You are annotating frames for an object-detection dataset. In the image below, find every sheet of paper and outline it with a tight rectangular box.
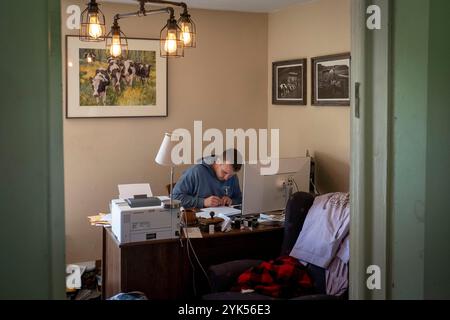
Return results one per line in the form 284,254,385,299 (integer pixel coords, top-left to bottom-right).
118,183,152,199
101,213,112,223
88,213,112,225
183,227,203,238
259,213,285,222
196,211,212,219
200,206,241,217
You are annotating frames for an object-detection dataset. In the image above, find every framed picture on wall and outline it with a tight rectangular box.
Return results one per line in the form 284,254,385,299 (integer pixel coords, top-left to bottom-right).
65,35,167,118
272,59,307,105
311,53,351,106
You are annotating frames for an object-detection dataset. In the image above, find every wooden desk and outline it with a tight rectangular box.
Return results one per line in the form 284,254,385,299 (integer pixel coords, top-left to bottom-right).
102,224,284,299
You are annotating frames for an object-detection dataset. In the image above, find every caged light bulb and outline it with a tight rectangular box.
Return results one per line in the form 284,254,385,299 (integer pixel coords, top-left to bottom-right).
180,23,192,46
88,14,102,39
164,30,178,54
110,34,122,57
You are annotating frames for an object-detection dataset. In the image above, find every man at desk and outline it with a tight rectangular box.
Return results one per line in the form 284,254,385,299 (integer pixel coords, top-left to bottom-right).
173,149,242,208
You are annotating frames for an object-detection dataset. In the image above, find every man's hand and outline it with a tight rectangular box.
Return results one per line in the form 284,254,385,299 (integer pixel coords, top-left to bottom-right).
204,196,222,208
221,196,233,207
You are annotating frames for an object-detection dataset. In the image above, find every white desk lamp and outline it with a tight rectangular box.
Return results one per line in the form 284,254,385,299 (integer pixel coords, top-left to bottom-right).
155,132,178,207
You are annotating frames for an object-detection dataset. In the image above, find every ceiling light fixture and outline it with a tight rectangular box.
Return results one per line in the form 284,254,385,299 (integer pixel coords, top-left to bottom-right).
105,18,128,59
178,6,196,48
80,0,106,41
79,0,197,59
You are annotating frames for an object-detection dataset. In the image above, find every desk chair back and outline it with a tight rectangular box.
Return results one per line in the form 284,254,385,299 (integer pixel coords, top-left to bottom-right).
282,192,328,295
280,192,315,256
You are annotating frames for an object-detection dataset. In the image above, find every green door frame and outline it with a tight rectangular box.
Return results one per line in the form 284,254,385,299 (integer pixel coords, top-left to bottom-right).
350,0,391,300
0,0,65,299
48,0,66,299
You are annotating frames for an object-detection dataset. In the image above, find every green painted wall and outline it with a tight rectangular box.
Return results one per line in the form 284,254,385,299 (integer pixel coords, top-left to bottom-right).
391,0,450,299
424,0,450,299
391,0,429,299
0,0,65,299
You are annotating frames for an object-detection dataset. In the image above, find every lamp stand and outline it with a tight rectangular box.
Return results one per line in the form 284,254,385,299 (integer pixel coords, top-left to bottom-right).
170,166,174,207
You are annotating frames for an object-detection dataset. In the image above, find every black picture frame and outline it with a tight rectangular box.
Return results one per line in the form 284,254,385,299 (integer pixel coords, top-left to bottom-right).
272,59,307,105
311,53,351,106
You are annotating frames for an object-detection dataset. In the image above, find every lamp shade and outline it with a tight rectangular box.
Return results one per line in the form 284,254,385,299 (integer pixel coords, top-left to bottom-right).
155,133,178,166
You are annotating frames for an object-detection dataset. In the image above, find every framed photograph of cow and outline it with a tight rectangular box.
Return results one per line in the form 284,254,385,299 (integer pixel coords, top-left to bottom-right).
65,35,167,118
311,53,351,106
272,59,307,105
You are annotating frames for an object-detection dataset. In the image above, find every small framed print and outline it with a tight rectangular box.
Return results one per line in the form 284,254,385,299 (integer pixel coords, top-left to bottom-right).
272,59,307,105
312,53,351,106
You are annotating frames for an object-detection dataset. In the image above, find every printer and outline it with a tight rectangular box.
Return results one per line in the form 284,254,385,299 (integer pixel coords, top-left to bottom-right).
111,198,180,244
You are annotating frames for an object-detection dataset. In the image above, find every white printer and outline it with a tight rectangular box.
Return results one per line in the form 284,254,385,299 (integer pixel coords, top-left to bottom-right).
111,198,180,244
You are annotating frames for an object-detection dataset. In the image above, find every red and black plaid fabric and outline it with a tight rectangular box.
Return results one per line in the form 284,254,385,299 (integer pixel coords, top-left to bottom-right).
231,256,313,299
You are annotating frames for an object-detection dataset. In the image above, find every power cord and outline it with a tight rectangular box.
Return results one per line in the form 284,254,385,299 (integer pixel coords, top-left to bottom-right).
291,178,300,193
180,212,212,297
310,178,320,195
180,213,197,296
186,235,212,290
290,175,320,196
282,179,294,214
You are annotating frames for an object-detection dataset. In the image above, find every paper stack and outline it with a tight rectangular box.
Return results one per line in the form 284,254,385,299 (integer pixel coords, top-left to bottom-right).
88,213,112,227
200,206,241,217
258,212,285,225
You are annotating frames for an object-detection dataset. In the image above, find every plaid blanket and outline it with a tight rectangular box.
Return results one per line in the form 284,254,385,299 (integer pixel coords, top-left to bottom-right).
231,256,313,298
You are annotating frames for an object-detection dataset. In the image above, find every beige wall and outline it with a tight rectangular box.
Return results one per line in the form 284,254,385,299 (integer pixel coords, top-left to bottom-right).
62,0,350,263
268,0,351,193
61,0,268,263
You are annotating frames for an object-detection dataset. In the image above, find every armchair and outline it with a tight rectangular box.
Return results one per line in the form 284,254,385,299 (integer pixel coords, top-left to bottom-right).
202,192,345,300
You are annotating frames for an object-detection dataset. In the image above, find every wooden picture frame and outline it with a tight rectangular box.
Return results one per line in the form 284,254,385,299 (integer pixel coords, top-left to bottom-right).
65,35,168,118
272,59,307,105
311,53,351,106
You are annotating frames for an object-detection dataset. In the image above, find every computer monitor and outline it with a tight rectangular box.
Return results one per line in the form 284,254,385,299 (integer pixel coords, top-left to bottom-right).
242,157,311,216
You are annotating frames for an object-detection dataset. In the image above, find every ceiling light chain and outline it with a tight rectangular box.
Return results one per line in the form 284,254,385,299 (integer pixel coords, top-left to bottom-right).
79,0,197,59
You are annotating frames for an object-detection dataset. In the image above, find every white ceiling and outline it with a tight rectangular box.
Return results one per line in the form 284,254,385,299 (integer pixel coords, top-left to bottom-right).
101,0,313,13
